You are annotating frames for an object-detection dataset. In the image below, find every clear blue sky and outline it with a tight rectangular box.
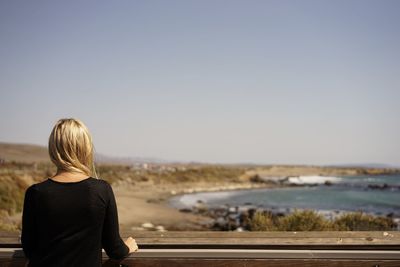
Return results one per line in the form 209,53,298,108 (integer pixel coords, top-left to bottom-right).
0,0,399,165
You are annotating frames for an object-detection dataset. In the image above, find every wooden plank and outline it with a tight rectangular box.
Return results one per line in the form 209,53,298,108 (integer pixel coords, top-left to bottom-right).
2,236,399,245
1,231,399,251
130,244,400,250
121,231,400,239
102,259,400,267
4,231,399,239
1,249,399,267
2,231,399,244
1,231,399,266
1,248,400,260
1,258,400,267
2,241,399,250
131,237,400,244
112,249,400,260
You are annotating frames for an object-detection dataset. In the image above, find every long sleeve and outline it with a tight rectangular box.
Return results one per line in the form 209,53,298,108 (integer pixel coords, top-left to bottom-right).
101,182,129,260
21,185,37,259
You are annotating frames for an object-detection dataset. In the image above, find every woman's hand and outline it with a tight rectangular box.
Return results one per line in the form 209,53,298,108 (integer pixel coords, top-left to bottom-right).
124,237,138,253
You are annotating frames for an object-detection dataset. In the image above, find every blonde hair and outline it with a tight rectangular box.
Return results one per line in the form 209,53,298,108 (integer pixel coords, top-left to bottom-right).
48,118,97,177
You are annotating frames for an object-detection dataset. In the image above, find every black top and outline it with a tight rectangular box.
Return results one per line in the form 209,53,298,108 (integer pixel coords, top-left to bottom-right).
21,177,130,267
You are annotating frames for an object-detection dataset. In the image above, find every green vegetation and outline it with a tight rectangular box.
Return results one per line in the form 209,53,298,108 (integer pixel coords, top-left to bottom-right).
0,159,398,232
334,212,396,231
0,163,54,216
0,177,25,215
0,162,54,231
96,164,244,184
249,210,397,231
277,210,332,231
0,161,246,231
249,211,276,231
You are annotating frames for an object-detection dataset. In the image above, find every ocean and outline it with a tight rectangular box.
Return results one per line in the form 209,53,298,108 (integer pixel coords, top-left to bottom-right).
170,175,400,217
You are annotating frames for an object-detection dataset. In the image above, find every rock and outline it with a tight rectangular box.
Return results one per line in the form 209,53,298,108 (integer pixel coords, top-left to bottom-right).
228,213,238,220
146,199,157,203
179,208,192,213
249,174,263,183
141,222,154,229
131,226,145,231
214,217,227,227
383,232,389,236
155,225,166,232
194,200,208,213
368,183,390,190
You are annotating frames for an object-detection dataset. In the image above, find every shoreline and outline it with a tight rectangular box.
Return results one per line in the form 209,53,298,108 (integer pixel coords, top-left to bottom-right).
113,180,277,232
3,165,399,232
113,174,400,232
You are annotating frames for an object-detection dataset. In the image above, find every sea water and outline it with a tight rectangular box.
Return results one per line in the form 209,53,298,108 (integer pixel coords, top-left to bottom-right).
171,175,400,216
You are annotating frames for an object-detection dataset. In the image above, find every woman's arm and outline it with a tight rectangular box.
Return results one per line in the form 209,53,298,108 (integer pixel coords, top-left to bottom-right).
101,182,130,260
21,185,37,259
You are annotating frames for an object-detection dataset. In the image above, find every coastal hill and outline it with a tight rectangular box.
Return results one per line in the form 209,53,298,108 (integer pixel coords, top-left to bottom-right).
0,142,165,165
0,142,50,163
1,142,399,177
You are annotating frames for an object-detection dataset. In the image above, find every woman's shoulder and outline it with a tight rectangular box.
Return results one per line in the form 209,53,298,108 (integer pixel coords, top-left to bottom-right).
25,183,39,195
86,178,115,199
88,177,112,187
86,177,115,193
27,177,112,190
24,178,114,201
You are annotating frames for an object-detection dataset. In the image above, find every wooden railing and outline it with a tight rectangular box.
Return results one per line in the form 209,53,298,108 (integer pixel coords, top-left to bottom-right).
1,231,400,266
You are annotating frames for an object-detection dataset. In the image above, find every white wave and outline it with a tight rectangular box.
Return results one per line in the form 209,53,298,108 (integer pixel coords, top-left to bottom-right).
286,175,342,185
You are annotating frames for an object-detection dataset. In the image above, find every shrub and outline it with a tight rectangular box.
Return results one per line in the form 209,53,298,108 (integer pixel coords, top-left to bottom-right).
249,210,397,231
333,212,396,231
0,178,26,215
277,210,332,231
249,211,277,231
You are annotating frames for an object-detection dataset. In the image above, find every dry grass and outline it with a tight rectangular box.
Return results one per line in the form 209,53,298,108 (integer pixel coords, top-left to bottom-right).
249,210,397,231
333,212,396,231
0,152,398,232
0,161,248,231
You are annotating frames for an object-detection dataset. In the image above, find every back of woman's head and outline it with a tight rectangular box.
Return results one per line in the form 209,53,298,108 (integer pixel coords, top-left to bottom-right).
48,118,96,177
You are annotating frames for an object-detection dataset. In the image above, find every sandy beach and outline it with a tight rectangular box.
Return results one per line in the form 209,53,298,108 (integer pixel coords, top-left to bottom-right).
114,182,208,231
113,179,274,232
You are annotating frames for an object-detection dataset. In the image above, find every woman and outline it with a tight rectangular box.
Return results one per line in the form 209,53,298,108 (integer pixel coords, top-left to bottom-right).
21,118,138,267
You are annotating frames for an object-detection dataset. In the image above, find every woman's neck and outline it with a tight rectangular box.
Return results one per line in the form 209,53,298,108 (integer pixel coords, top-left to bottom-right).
51,170,90,182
